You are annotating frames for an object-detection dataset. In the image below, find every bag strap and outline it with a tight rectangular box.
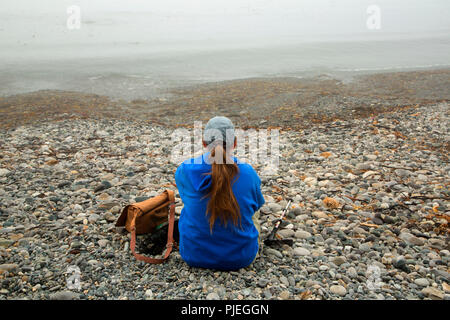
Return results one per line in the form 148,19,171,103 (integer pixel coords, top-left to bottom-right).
129,201,176,264
166,189,175,203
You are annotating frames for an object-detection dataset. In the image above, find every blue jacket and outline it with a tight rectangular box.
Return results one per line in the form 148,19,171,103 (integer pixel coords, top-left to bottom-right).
175,153,265,270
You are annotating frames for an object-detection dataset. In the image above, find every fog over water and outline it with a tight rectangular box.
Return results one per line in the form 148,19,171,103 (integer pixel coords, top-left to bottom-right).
1,0,449,99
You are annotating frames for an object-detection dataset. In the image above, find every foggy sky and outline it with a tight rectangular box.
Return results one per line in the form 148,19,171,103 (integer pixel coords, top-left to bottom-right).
1,0,449,48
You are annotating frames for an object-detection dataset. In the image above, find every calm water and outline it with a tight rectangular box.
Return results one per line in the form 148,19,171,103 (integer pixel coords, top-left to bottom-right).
1,1,449,100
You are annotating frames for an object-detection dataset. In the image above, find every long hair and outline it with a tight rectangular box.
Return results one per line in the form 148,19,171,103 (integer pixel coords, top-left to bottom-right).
203,143,241,233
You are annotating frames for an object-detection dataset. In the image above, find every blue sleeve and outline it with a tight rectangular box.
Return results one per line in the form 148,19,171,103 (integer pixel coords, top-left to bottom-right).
256,181,265,210
253,170,265,210
175,164,185,199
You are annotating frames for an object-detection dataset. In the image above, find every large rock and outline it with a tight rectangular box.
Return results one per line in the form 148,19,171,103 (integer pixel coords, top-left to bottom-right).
278,229,295,238
0,264,19,272
395,169,411,177
295,230,312,239
304,177,317,186
346,267,358,278
206,292,220,300
330,256,347,266
399,232,425,246
421,287,444,300
312,211,328,219
265,248,283,258
293,247,311,256
414,278,430,287
330,285,347,297
268,203,282,213
49,291,80,300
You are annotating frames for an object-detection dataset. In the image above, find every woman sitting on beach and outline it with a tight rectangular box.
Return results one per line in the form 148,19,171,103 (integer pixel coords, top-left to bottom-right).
175,116,265,270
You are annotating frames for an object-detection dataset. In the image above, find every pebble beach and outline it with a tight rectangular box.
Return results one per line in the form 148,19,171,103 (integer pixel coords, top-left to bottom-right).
0,70,449,300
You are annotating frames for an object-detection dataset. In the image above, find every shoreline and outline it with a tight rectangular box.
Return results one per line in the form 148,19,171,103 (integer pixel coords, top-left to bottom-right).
1,68,449,131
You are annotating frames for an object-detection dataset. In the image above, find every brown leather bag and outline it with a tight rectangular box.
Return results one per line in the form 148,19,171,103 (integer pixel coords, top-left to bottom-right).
115,189,176,264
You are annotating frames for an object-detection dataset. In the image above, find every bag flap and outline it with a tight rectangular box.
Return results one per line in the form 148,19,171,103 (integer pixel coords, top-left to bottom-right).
133,190,175,213
115,204,131,227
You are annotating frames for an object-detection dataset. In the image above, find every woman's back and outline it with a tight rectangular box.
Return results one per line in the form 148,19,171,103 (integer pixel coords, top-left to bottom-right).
175,152,265,270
